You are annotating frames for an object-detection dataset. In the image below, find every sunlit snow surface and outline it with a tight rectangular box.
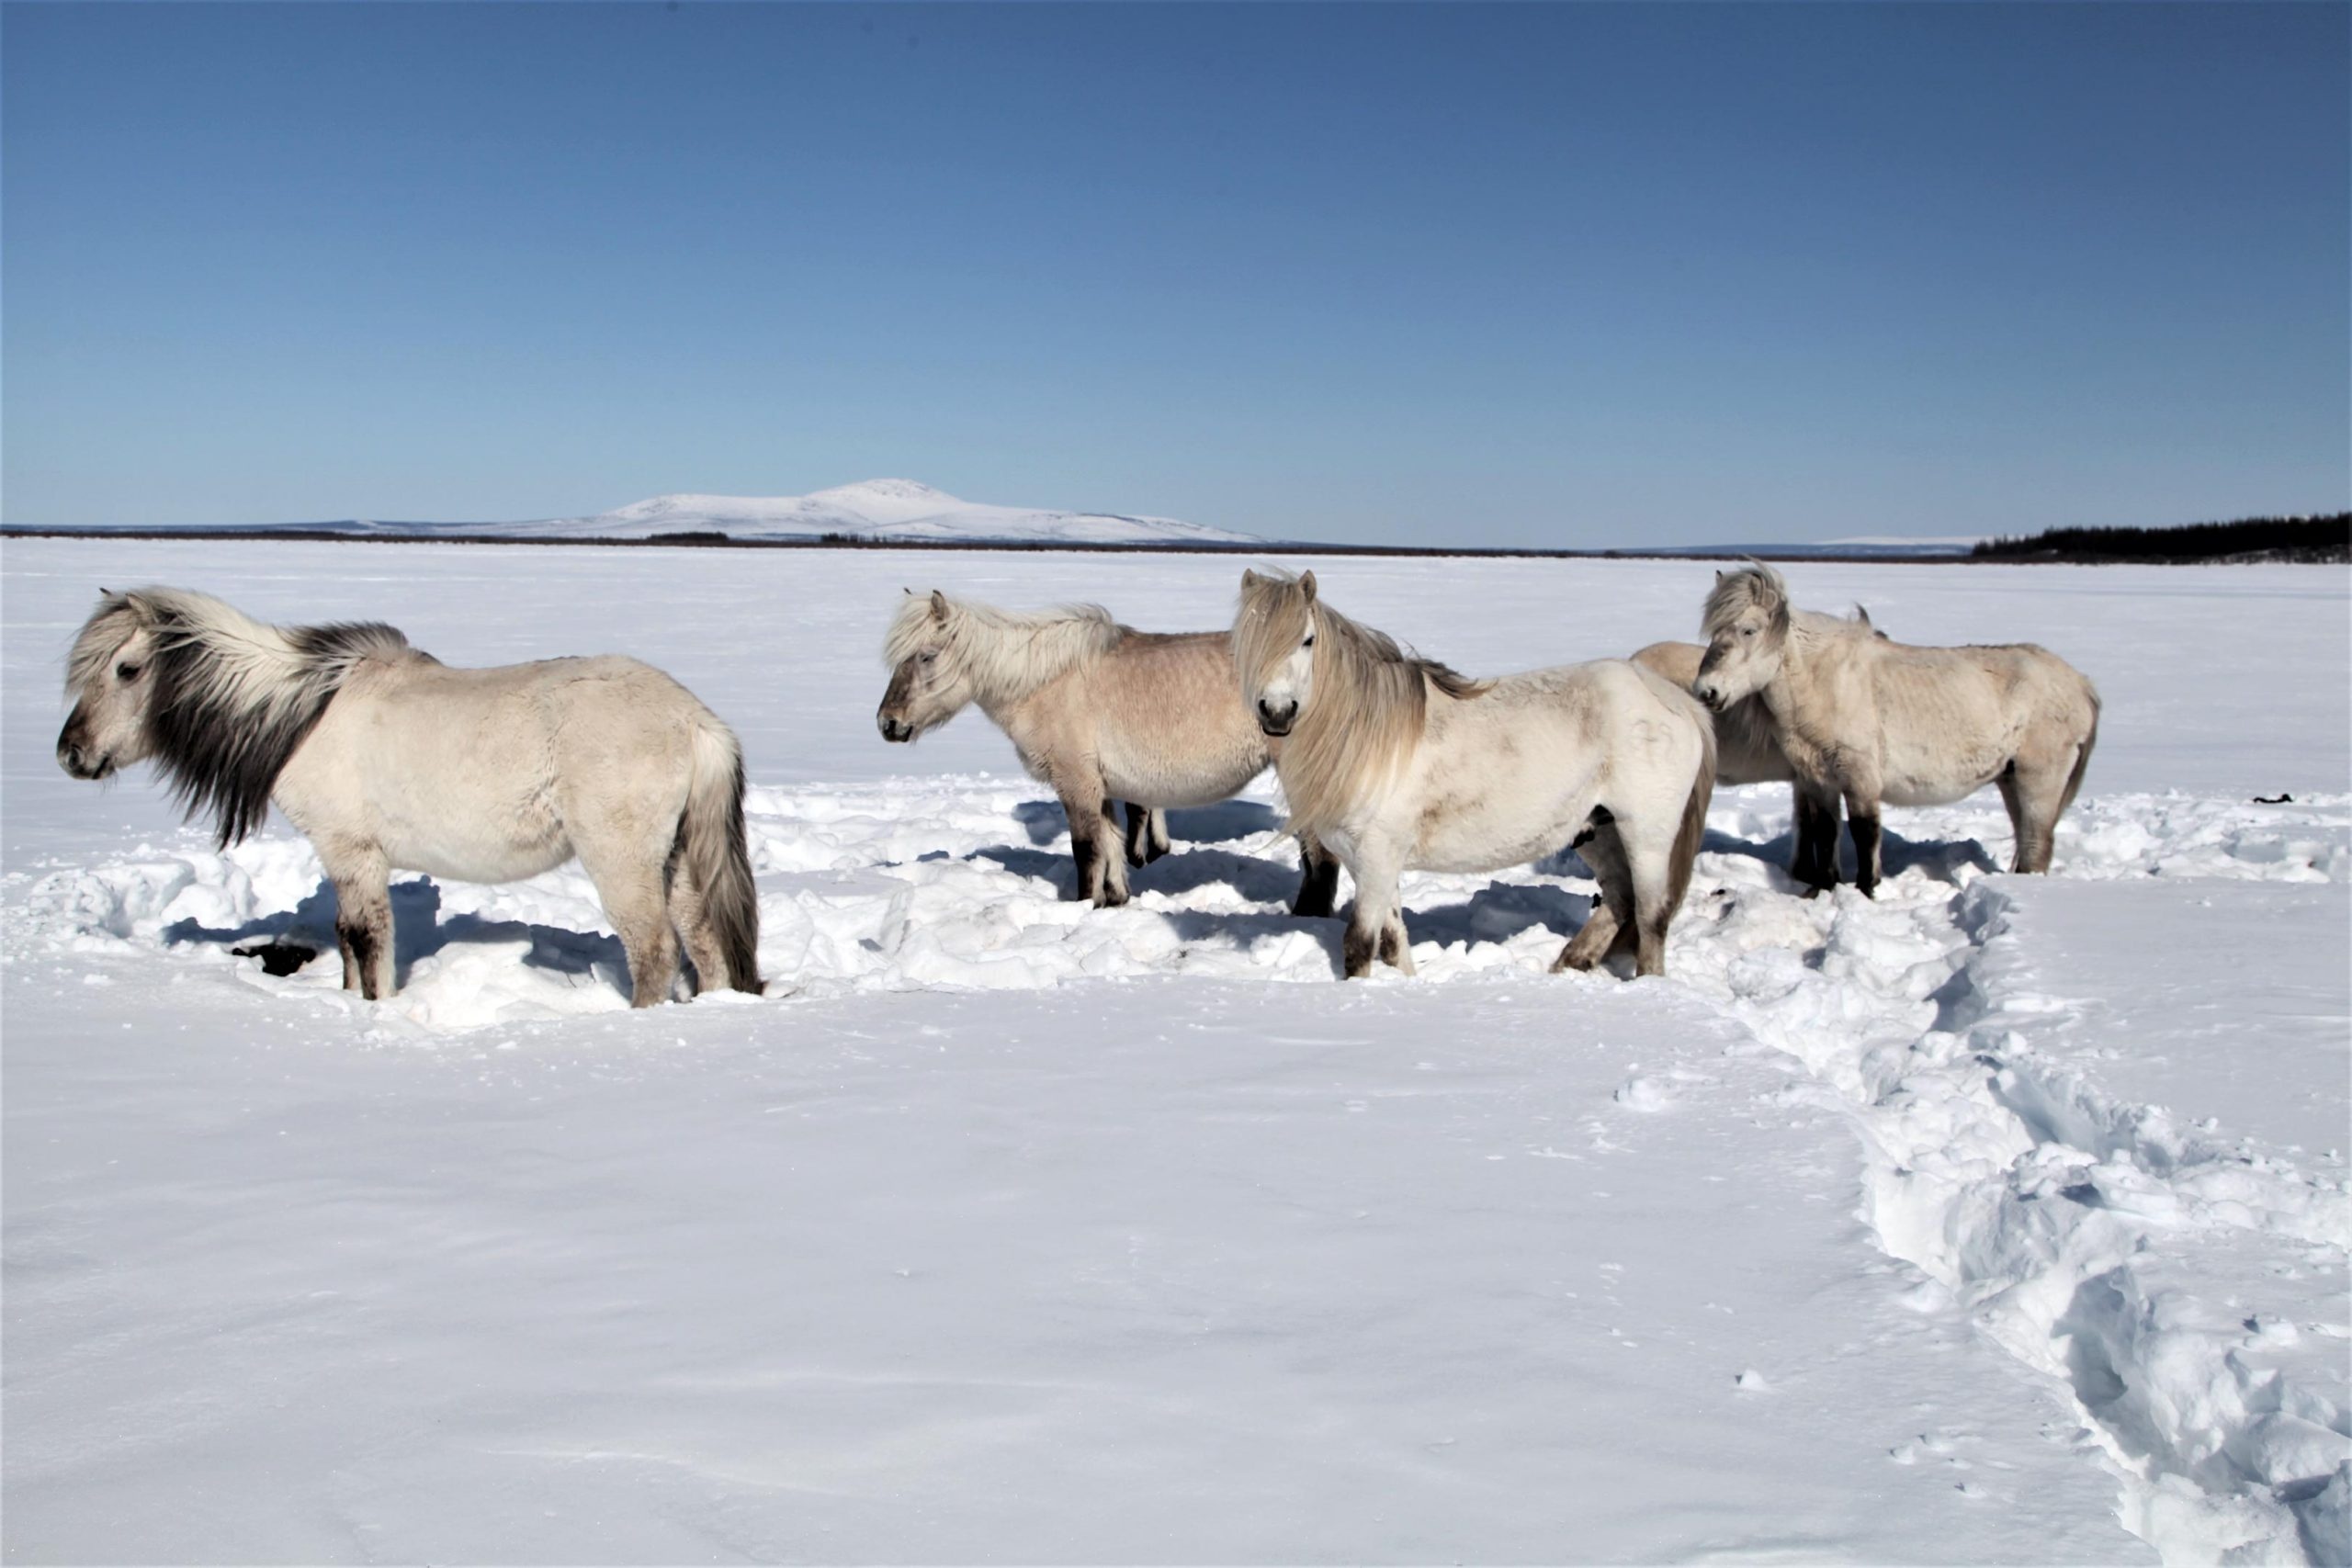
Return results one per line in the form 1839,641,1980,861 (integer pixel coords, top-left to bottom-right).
5,542,2346,1562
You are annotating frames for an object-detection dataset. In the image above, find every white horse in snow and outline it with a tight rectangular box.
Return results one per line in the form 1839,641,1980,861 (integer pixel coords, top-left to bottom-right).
1690,565,2099,896
57,587,762,1006
1232,569,1714,980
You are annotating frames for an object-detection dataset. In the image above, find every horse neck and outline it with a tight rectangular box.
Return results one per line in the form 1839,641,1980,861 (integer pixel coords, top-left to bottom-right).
1281,641,1428,833
958,613,1114,715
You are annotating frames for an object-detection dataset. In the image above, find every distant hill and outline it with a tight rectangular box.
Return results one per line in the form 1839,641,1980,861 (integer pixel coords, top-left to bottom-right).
433,479,1259,546
10,479,1261,547
1972,513,2349,564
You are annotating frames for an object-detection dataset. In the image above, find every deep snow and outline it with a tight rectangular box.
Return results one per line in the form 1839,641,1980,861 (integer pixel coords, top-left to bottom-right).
4,540,2346,1563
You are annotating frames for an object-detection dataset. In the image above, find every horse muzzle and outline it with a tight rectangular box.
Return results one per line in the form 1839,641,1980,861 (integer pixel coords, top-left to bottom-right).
57,739,115,780
1255,699,1297,739
877,714,915,743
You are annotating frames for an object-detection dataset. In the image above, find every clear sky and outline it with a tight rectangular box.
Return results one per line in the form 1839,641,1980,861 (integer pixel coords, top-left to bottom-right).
4,3,2346,546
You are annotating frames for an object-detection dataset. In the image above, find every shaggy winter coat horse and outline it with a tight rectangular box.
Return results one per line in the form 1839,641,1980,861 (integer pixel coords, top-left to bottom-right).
57,588,760,1006
1233,570,1714,980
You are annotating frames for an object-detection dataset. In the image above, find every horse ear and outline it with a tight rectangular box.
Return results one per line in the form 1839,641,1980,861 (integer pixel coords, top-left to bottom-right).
1854,604,1872,626
1240,570,1261,589
903,586,913,595
929,589,949,624
1714,570,1725,582
1299,570,1317,602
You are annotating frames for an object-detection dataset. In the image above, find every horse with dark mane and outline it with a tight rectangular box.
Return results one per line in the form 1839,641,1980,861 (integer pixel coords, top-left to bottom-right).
58,587,761,1006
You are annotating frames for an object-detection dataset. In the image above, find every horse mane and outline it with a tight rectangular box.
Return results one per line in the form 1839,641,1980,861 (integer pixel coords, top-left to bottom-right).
884,592,1125,707
1234,570,1490,836
69,587,414,848
1701,563,1792,640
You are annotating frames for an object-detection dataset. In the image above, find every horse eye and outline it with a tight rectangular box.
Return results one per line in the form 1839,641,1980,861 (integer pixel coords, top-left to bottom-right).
920,650,938,664
1302,634,1315,649
1741,626,1757,638
116,661,142,681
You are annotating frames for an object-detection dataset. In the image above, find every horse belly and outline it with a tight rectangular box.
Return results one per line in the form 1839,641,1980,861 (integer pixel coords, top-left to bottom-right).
1410,780,1591,874
1095,728,1264,808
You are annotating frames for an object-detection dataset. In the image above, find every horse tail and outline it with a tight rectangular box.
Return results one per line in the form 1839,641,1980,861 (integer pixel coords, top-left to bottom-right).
1668,702,1717,918
680,719,763,994
2057,681,2100,820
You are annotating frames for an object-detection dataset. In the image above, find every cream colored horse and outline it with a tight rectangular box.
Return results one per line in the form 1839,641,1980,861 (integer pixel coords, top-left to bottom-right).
1632,601,1881,892
1691,565,2099,896
58,587,762,1006
1233,570,1714,980
877,590,1339,914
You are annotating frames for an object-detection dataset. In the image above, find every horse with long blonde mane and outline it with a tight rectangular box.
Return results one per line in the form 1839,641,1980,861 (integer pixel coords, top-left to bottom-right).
877,590,1339,913
1632,600,1882,893
57,587,761,1006
1691,565,2099,895
1233,570,1715,979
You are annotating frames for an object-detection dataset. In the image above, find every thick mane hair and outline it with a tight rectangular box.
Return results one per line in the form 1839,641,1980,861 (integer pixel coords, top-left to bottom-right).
1233,570,1490,837
68,588,416,848
883,592,1125,707
1701,563,1792,640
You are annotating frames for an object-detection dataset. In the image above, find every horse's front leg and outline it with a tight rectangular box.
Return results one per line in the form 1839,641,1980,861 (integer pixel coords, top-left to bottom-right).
1843,784,1884,898
323,844,394,1001
1340,849,1403,979
1056,773,1122,908
1290,832,1341,919
1791,784,1842,895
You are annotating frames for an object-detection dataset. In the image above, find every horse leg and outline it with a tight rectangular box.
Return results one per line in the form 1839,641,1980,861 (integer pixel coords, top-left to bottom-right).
1380,912,1416,976
1147,807,1171,863
667,855,720,998
1121,803,1153,869
1792,785,1841,894
1096,797,1131,907
1290,833,1341,919
1555,821,1634,973
576,837,684,1007
1056,773,1114,905
324,845,393,1000
1846,795,1883,898
2001,757,2065,874
1340,851,1402,980
1624,820,1682,978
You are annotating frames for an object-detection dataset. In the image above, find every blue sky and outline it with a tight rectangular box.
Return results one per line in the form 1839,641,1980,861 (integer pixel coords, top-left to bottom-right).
4,3,2345,546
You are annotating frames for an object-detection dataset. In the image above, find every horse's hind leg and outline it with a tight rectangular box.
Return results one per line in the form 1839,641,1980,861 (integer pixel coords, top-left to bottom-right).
577,840,684,1007
1147,808,1171,863
1556,822,1634,974
667,859,719,999
323,844,394,1000
2000,756,2067,874
1121,803,1154,869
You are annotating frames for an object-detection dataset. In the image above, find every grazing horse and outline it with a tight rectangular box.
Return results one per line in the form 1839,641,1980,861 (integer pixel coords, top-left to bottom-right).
1690,565,2099,897
1232,570,1714,980
876,590,1340,914
1632,603,1881,893
57,587,762,1006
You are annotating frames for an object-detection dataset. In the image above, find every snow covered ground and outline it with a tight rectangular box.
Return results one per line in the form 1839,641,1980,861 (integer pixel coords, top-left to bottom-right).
4,540,2345,1563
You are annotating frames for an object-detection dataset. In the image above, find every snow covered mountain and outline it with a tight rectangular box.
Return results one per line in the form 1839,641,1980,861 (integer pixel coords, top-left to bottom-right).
524,479,1260,546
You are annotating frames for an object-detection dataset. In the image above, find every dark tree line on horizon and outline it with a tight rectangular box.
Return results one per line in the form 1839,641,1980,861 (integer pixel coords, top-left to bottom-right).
1972,513,2349,563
